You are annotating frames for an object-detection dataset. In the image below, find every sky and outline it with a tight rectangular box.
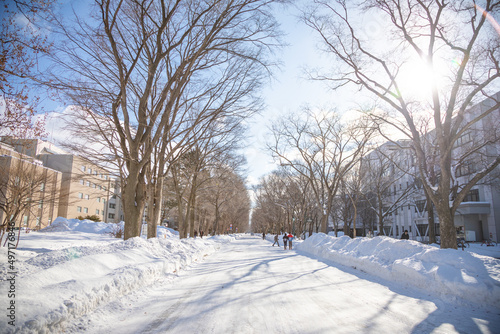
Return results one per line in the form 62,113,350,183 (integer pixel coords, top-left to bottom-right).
1,218,499,333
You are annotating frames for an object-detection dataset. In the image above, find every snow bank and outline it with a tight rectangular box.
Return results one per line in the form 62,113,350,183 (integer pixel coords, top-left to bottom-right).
39,217,123,234
296,234,500,308
0,219,231,334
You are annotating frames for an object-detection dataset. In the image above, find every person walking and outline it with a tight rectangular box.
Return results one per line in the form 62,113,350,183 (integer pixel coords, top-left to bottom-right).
272,234,280,247
282,233,289,250
401,230,409,240
288,233,294,250
262,232,265,240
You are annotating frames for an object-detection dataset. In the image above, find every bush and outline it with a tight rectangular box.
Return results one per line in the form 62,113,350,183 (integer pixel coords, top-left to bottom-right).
109,224,124,239
77,215,102,222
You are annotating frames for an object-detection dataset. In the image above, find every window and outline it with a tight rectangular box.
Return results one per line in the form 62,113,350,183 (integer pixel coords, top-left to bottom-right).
103,199,106,205
454,132,472,147
463,189,480,202
416,200,426,213
457,161,476,177
83,207,88,213
85,194,90,200
98,185,102,190
89,168,92,174
81,166,86,172
38,200,43,208
97,197,101,203
23,215,28,226
40,182,45,191
103,186,106,191
36,217,41,226
77,206,82,212
96,209,100,215
109,203,116,209
86,181,90,187
94,170,98,176
101,210,104,215
78,192,83,199
108,213,115,219
80,179,84,185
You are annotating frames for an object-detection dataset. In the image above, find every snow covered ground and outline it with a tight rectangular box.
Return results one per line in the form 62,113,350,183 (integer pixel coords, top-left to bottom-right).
1,218,499,333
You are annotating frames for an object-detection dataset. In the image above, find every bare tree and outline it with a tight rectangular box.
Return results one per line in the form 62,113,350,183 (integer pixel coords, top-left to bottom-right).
0,153,60,247
0,0,53,138
268,107,376,233
361,142,417,236
303,0,500,248
47,0,284,239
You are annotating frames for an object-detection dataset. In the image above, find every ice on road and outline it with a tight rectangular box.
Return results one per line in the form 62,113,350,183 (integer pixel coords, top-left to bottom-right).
71,235,500,334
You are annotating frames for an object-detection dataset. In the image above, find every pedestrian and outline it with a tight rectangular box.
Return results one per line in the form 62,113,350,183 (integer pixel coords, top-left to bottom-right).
288,233,293,250
262,232,265,240
272,234,280,247
401,230,409,240
200,230,204,238
283,233,289,250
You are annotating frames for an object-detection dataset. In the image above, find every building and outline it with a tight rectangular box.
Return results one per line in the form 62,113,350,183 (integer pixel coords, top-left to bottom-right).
0,137,122,226
361,94,500,242
0,142,62,230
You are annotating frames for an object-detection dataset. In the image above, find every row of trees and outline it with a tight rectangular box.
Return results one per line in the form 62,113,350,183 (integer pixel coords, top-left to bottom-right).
253,0,500,249
1,0,286,240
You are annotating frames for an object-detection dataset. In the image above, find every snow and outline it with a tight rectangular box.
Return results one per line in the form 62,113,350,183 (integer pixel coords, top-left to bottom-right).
1,218,499,333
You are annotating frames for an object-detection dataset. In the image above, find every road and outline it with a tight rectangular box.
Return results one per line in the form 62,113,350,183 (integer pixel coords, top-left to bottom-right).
67,235,500,333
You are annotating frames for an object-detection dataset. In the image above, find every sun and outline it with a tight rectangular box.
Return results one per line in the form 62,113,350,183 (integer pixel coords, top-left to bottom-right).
395,54,455,102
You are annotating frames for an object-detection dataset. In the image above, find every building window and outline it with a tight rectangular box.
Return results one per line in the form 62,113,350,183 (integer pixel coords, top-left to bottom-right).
80,179,84,185
101,210,104,215
85,194,90,200
86,181,90,187
78,192,83,199
23,215,28,226
40,182,45,191
108,213,115,219
83,207,88,213
454,132,472,147
463,189,480,202
103,186,106,191
89,168,92,174
456,160,476,177
77,206,82,212
98,185,102,190
81,165,86,172
38,200,43,208
103,199,106,205
416,200,426,213
96,209,100,215
97,197,101,203
109,203,116,209
36,217,41,226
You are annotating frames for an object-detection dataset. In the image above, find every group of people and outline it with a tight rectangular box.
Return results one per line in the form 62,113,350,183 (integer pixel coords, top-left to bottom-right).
272,233,294,250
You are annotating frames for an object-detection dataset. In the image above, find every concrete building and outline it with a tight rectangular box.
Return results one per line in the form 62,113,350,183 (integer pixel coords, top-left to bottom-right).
361,94,500,243
0,142,62,230
0,137,121,225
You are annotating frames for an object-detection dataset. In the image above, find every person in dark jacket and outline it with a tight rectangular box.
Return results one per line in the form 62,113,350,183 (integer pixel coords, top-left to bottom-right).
401,230,409,240
283,233,289,250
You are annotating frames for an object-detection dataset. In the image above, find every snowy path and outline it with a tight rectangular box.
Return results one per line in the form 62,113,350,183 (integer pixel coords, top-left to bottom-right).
67,235,500,333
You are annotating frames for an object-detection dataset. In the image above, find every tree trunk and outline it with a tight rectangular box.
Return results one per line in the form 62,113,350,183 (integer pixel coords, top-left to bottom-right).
426,194,436,244
122,165,146,240
435,203,457,249
147,177,163,239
